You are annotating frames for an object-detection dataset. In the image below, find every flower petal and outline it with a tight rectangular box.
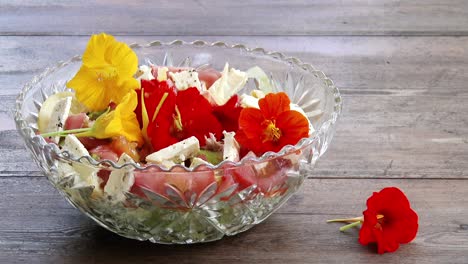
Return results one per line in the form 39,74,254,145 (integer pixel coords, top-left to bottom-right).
213,95,242,132
276,110,310,146
67,66,112,111
177,87,224,144
238,107,264,139
359,187,418,254
69,33,139,111
81,91,143,145
358,222,375,246
112,77,139,103
82,33,117,68
258,92,290,119
109,41,138,78
112,91,143,145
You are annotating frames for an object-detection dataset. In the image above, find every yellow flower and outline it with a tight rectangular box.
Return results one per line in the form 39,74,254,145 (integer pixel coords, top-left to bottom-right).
75,90,143,146
67,33,139,111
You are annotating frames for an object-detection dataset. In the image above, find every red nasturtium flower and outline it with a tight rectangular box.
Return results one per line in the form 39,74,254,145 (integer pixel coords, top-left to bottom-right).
135,79,177,127
359,187,419,254
173,87,223,145
213,94,242,132
235,92,309,156
146,87,223,151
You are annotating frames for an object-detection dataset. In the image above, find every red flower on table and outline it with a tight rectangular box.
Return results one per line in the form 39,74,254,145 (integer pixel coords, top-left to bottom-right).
235,92,309,156
359,187,419,254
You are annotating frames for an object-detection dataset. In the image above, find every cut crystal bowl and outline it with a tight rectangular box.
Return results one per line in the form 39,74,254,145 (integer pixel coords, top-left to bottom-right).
15,40,342,244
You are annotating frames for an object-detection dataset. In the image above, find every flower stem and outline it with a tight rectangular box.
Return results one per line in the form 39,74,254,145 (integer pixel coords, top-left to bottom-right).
339,221,362,232
40,127,91,138
327,216,363,223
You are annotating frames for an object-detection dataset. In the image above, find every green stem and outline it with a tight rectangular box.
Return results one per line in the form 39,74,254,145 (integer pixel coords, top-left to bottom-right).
40,127,91,138
327,216,363,223
339,221,362,232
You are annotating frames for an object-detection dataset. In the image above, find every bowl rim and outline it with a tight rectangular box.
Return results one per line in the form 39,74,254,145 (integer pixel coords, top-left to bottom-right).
15,39,342,172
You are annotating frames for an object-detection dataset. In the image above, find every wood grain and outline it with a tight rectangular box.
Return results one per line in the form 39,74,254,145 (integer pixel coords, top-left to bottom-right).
3,36,468,178
3,36,468,94
1,1,468,36
0,177,466,264
2,1,468,262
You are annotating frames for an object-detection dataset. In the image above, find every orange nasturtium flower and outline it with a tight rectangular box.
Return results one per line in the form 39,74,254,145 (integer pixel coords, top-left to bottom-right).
67,33,139,111
235,92,309,156
75,90,143,146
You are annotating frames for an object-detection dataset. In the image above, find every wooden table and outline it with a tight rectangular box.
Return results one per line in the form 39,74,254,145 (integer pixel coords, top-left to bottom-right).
1,1,467,263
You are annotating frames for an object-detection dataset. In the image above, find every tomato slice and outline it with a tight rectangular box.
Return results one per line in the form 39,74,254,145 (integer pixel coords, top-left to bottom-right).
110,136,140,162
198,67,221,88
131,167,217,206
89,145,119,162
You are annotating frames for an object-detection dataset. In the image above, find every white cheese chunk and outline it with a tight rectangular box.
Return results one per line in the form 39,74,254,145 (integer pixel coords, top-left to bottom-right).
240,94,260,109
45,96,72,143
251,89,266,99
62,135,102,194
157,67,168,82
63,134,88,157
104,153,135,202
239,89,265,109
136,65,155,81
208,63,248,106
222,131,240,162
168,70,202,91
146,136,200,167
57,161,76,179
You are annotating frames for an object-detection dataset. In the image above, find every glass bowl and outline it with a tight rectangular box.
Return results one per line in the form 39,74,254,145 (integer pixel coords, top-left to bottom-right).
14,40,342,244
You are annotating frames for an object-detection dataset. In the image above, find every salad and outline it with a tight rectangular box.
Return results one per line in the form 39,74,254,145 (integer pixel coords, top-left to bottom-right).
38,33,317,201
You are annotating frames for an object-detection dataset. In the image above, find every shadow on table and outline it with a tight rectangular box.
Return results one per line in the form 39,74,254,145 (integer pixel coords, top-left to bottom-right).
58,223,260,263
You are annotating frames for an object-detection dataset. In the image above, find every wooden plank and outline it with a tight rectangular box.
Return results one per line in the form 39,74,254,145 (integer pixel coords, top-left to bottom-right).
313,94,468,179
1,1,468,36
3,36,468,178
0,177,466,263
2,36,468,94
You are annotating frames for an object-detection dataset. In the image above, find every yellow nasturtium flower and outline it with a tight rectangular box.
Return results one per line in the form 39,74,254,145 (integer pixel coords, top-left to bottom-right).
67,33,140,111
75,90,143,146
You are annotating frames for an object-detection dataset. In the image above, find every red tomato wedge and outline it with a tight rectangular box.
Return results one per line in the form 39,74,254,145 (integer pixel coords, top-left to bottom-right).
198,67,221,88
131,167,217,206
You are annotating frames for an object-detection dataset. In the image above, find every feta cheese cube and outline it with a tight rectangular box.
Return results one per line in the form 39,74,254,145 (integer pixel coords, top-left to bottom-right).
136,65,155,81
104,153,135,202
223,131,240,162
61,135,102,194
168,70,202,91
208,63,248,105
146,136,200,167
240,94,260,109
46,96,72,143
157,67,168,82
